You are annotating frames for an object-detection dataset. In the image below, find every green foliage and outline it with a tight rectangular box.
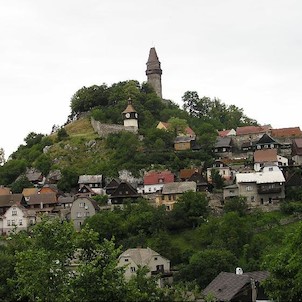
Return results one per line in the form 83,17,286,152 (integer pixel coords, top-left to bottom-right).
57,168,79,193
176,249,237,289
280,201,302,214
224,196,248,216
210,169,224,190
34,153,52,176
10,175,34,193
262,221,302,301
24,132,44,148
57,127,69,141
169,191,210,230
70,84,109,114
167,117,189,136
182,90,258,129
0,159,27,185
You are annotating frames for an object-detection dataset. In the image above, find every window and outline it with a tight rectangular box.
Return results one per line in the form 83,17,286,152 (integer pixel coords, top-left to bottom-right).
269,167,273,171
156,264,164,272
79,202,85,208
77,212,82,218
246,186,253,191
154,257,158,260
12,220,16,226
130,267,136,273
12,208,17,216
251,196,255,202
124,258,129,262
7,220,11,226
19,219,23,226
85,212,90,217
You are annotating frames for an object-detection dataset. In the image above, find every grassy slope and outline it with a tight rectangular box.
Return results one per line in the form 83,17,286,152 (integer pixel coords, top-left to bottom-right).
47,117,111,173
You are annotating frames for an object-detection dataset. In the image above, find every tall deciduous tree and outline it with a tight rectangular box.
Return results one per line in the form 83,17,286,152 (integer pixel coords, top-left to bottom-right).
262,221,302,301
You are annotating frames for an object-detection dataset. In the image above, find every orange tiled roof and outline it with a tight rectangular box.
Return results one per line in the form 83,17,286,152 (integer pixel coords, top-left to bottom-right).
254,149,277,163
271,127,302,138
236,125,271,136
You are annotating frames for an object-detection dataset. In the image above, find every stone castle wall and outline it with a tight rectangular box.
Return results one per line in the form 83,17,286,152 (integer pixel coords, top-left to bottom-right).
91,118,125,137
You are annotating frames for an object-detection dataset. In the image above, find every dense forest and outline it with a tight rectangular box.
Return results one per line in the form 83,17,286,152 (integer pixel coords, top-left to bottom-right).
1,80,302,301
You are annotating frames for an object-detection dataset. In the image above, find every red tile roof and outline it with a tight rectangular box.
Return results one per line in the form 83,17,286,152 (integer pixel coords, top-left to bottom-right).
236,125,271,136
144,170,174,185
179,168,198,180
271,127,302,138
218,129,231,137
254,149,277,163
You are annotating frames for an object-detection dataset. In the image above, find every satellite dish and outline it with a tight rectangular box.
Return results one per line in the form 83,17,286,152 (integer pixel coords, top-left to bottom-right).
236,267,243,275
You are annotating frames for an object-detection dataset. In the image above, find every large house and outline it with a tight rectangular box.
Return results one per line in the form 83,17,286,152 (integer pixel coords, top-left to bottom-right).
156,181,197,211
70,196,99,231
1,204,36,235
143,170,175,194
118,247,173,288
207,160,232,184
78,175,105,195
253,149,288,172
224,166,286,206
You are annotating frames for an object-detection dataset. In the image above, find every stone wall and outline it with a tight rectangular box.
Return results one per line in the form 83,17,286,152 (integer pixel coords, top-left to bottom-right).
91,118,126,137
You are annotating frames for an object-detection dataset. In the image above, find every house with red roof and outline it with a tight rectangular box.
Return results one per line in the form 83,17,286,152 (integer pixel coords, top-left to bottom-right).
218,129,236,137
235,125,271,149
143,170,175,194
253,149,288,172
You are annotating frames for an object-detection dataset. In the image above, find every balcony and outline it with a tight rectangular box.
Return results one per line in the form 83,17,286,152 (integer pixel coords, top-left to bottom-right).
257,184,282,194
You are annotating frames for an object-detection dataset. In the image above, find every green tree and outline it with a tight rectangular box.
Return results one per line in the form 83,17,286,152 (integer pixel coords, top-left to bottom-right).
224,196,248,216
69,234,128,302
0,159,27,185
57,168,78,192
12,217,75,302
24,132,44,148
10,175,34,193
57,127,69,141
262,221,302,301
34,153,52,176
177,249,237,289
167,117,189,136
170,191,209,229
211,169,224,190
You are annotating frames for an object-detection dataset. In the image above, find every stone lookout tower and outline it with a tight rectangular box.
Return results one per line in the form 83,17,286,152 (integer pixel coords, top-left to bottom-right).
122,98,138,133
146,47,162,98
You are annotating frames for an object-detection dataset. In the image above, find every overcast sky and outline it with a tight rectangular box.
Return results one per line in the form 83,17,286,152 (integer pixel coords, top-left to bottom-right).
1,0,302,159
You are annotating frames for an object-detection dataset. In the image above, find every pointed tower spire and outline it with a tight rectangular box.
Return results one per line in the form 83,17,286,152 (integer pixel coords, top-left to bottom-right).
146,47,162,98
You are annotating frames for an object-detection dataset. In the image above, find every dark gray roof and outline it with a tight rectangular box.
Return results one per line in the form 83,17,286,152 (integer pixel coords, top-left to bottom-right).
174,136,194,143
203,271,269,301
0,194,23,207
215,136,233,148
